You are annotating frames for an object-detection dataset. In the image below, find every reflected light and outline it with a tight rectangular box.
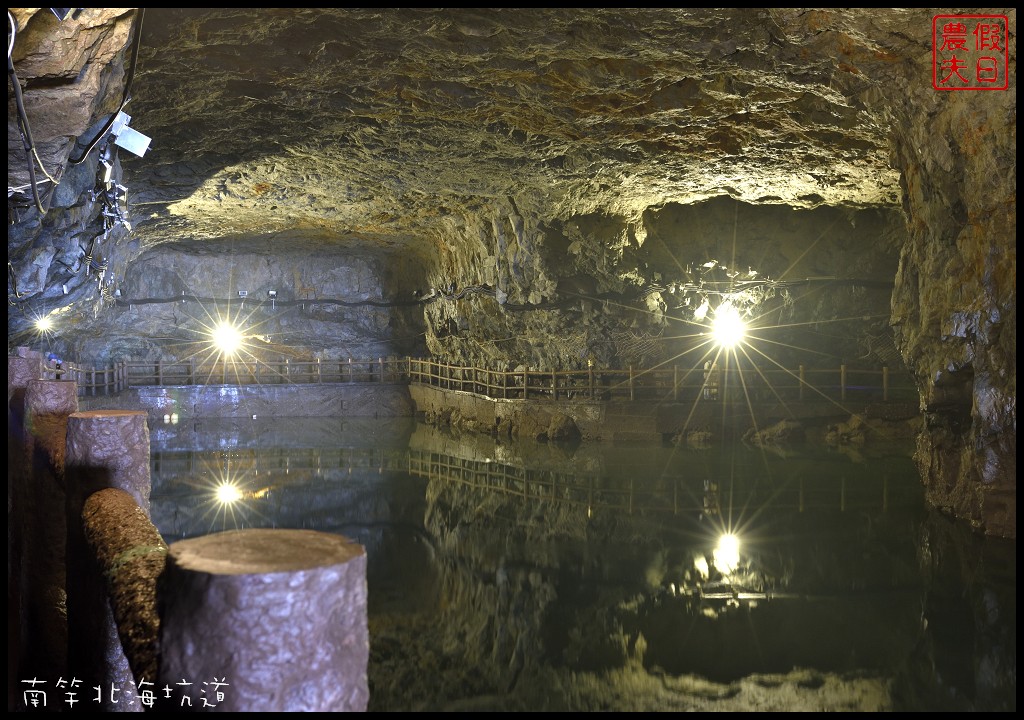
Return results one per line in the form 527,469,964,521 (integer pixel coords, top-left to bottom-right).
211,321,244,356
214,481,243,505
35,316,53,332
714,533,741,575
694,554,710,580
711,304,746,348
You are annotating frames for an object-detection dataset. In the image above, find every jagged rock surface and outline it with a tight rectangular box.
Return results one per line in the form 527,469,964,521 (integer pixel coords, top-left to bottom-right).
6,8,1016,536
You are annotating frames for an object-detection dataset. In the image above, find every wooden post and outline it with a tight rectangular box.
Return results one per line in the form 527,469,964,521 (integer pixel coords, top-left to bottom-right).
552,371,558,400
882,365,889,402
799,365,805,401
65,410,150,709
522,369,528,399
188,358,195,385
588,361,595,399
629,365,635,402
157,360,163,386
156,529,368,712
673,365,679,402
840,364,847,401
379,357,385,383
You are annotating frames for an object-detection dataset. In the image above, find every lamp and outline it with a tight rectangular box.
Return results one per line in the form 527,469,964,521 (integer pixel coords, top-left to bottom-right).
109,111,151,158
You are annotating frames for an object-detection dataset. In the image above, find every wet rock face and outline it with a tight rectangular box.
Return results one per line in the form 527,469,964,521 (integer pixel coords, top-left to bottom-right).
886,51,1016,540
66,238,429,362
6,9,1016,537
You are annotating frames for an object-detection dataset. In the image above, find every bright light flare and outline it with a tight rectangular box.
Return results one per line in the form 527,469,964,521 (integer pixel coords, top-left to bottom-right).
711,303,746,349
214,481,243,505
714,533,741,575
210,321,244,357
35,316,53,332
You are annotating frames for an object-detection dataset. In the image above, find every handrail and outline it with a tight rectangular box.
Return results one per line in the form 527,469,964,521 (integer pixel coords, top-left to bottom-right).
38,356,917,404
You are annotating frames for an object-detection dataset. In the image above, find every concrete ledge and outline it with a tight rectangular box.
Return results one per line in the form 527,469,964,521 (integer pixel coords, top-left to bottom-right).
78,383,415,419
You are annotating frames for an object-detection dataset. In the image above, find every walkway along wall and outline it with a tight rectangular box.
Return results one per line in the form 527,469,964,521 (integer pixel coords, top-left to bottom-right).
407,384,920,444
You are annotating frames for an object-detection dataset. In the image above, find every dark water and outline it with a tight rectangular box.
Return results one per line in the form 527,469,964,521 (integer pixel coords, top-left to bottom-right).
148,417,1016,712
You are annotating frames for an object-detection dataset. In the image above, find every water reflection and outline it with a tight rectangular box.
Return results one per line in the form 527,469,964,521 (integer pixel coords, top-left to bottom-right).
149,417,1015,712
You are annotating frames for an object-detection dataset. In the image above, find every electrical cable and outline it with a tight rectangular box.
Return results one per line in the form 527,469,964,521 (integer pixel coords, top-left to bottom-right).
7,11,55,215
8,262,24,301
68,8,145,165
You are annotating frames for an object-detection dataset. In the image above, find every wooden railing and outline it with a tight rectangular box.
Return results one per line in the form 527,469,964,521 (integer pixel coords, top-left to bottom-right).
43,361,128,397
120,356,407,388
406,358,917,404
47,356,917,404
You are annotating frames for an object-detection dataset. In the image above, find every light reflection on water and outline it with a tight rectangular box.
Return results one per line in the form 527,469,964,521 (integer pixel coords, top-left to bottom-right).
149,417,1015,712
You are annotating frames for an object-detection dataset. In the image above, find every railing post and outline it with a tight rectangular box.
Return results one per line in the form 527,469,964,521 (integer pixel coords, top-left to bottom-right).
840,363,847,401
799,365,805,401
379,357,384,383
629,365,635,402
673,365,679,402
157,359,163,386
522,369,528,399
552,371,558,400
588,360,595,399
882,365,889,402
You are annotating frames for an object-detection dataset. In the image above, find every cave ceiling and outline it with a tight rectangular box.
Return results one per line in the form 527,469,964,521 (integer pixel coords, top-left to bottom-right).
11,7,923,253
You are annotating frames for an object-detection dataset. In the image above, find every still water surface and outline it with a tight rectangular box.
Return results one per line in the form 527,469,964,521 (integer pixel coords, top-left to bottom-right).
149,417,1015,712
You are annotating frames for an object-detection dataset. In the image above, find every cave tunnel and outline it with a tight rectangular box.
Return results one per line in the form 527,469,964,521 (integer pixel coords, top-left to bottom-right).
7,7,1016,712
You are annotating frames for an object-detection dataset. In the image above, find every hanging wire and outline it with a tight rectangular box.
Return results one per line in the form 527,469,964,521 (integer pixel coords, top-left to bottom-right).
7,10,58,215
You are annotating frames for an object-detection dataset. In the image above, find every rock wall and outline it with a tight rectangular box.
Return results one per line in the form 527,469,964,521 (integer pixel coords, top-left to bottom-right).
8,9,139,335
61,239,428,362
887,56,1016,539
421,200,905,372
